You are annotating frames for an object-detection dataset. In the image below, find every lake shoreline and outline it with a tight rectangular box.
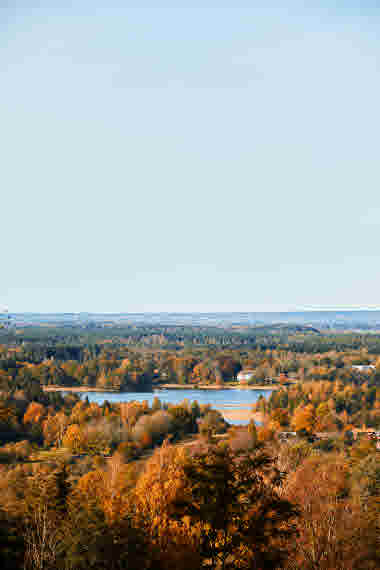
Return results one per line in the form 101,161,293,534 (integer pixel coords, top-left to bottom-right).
44,386,272,425
43,383,278,393
43,386,119,393
158,383,278,390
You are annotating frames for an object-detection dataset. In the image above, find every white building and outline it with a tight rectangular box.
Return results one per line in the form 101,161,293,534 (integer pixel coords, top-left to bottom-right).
352,365,375,373
237,369,255,383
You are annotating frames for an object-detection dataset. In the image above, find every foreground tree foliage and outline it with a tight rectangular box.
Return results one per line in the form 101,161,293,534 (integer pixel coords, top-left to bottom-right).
60,499,149,570
284,453,379,570
0,422,378,569
174,445,298,570
134,442,298,570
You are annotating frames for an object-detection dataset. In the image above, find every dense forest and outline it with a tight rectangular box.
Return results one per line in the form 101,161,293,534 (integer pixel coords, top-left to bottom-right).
2,322,380,390
0,324,378,568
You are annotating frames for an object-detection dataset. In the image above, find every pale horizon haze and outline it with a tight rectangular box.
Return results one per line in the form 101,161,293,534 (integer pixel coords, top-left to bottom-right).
1,1,380,313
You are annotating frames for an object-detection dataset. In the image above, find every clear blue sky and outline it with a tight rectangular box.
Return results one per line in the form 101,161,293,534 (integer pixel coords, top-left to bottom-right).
1,1,380,312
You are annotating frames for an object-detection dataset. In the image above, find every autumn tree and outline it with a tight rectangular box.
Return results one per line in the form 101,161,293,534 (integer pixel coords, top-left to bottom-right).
174,444,298,570
284,453,378,570
198,410,227,441
134,443,202,570
63,480,149,570
21,401,41,425
292,404,316,436
42,412,69,447
63,424,86,454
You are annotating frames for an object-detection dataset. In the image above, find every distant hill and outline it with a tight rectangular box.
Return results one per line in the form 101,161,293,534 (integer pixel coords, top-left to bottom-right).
4,311,380,330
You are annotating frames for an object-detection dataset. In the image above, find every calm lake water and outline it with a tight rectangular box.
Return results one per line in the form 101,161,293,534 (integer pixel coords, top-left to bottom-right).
80,388,273,424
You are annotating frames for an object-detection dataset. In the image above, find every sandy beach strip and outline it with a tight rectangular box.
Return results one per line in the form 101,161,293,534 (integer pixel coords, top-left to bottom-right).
216,407,264,423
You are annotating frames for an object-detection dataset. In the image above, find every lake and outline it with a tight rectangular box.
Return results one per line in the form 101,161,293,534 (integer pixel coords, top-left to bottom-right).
80,388,273,424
